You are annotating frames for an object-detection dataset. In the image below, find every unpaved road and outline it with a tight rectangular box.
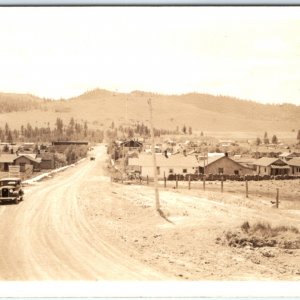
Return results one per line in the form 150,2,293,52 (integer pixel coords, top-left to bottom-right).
0,145,163,280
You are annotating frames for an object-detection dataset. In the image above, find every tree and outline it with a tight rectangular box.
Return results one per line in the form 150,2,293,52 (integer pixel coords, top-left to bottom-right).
200,131,204,137
188,126,192,135
55,118,64,135
182,124,187,134
264,132,269,144
271,135,278,144
84,121,88,138
256,137,262,146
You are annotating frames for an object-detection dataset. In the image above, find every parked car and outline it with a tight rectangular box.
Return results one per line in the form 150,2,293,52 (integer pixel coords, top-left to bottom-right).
0,177,24,204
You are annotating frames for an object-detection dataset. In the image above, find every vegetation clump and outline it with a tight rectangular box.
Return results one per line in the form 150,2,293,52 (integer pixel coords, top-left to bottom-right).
222,221,300,249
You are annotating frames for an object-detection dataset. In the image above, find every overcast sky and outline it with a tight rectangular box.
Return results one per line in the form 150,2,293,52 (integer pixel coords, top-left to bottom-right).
0,7,299,104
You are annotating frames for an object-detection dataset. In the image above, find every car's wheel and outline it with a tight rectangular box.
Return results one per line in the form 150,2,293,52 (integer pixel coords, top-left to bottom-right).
14,198,19,205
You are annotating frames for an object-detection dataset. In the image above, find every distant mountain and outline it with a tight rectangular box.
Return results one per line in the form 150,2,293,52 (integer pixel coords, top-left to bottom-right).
0,89,299,133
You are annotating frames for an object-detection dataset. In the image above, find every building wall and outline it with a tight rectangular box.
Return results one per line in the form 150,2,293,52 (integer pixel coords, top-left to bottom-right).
291,166,300,175
14,157,39,171
141,165,197,179
40,159,54,170
256,165,271,175
205,156,253,176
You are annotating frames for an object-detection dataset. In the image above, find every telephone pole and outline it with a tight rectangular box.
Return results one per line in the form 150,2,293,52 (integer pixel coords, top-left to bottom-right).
147,98,160,211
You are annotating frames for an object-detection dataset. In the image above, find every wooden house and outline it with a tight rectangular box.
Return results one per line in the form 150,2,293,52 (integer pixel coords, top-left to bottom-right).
14,154,42,172
0,154,17,172
287,158,300,176
199,154,253,176
128,154,199,179
253,157,289,176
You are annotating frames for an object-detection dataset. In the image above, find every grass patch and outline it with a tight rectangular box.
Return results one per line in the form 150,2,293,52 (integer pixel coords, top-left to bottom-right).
221,221,300,249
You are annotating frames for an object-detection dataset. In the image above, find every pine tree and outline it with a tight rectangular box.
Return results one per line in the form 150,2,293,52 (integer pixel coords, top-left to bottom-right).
271,135,278,144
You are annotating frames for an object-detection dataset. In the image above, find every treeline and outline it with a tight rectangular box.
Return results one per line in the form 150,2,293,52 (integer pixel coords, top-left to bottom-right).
106,121,192,140
0,94,44,113
0,117,104,143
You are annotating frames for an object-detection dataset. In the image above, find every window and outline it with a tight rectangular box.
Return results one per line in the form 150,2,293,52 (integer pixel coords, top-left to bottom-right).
264,167,267,172
169,168,174,174
234,170,239,175
183,169,187,173
218,168,224,174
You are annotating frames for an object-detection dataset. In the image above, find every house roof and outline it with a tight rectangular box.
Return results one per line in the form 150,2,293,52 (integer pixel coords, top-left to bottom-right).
14,154,41,164
279,152,299,158
129,154,199,167
0,154,18,163
198,155,251,170
198,156,223,167
254,157,286,167
121,140,143,147
287,158,300,167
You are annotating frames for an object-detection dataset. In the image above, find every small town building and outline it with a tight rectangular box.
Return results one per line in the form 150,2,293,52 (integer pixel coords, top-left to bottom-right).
199,154,253,176
279,152,300,161
128,154,199,179
0,154,18,171
287,158,300,176
254,157,289,176
14,154,42,172
120,140,143,153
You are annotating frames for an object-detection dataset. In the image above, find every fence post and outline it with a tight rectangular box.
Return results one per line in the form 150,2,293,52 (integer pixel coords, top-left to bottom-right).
147,175,149,185
276,188,279,208
164,175,166,188
221,176,224,193
203,175,206,191
176,174,178,189
245,179,248,198
188,175,191,190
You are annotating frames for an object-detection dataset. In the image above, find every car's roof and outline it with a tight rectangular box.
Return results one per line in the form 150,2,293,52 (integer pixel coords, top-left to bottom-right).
0,177,21,181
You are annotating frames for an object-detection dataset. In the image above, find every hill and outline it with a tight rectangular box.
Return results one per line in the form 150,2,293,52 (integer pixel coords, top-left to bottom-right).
0,89,299,135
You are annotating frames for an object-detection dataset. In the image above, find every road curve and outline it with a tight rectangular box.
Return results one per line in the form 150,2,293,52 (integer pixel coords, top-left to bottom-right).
0,145,163,280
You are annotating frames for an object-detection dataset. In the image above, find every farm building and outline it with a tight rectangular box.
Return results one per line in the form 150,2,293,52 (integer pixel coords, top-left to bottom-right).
128,154,199,179
253,157,289,176
287,158,300,176
199,154,253,176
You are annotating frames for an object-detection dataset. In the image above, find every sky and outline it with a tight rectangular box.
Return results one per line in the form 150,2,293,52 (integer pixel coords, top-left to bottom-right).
0,6,300,105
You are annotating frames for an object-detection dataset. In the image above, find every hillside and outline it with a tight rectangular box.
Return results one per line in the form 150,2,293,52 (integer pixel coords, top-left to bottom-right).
0,89,299,134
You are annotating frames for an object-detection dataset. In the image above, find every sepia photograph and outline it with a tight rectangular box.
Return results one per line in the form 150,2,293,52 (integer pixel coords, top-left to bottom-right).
0,5,299,295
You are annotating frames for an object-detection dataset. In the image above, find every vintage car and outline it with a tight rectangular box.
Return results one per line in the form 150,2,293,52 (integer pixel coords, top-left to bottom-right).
0,177,24,204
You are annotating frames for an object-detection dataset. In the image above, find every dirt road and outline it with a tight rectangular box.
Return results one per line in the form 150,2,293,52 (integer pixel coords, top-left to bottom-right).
0,145,163,280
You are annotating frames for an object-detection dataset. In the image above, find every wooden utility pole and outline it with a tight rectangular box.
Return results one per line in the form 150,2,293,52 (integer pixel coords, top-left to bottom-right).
147,98,160,211
276,188,279,208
